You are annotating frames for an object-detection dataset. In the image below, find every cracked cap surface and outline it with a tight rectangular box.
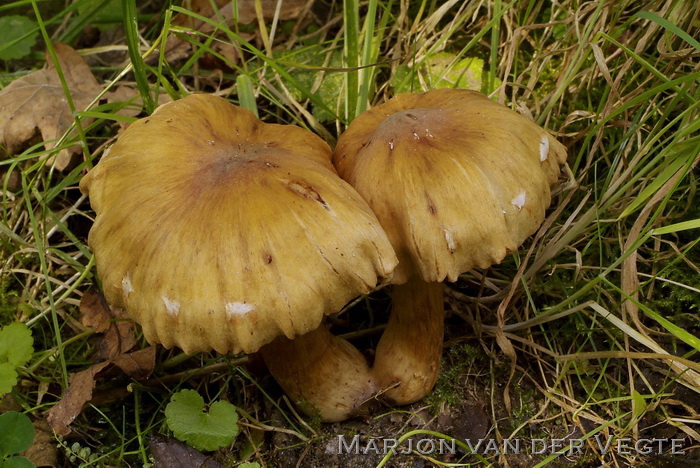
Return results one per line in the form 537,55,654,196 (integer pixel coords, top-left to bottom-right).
333,89,567,283
80,94,398,354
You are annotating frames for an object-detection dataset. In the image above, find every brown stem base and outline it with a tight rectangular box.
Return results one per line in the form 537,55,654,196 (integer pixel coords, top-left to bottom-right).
371,278,444,405
259,325,376,422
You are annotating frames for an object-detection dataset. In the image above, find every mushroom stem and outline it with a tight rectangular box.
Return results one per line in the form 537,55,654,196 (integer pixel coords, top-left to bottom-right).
259,325,376,422
372,277,444,405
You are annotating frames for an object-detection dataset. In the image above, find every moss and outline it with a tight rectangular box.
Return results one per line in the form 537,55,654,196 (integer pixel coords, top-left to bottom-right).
0,276,20,324
648,263,700,315
511,386,539,423
426,343,484,410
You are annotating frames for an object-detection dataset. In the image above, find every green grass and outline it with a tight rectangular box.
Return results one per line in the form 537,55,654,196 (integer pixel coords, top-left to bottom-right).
1,0,699,466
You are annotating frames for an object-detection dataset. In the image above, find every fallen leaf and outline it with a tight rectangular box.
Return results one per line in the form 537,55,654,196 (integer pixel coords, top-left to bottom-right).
150,434,226,468
104,86,147,118
111,346,157,381
188,0,307,25
46,346,157,436
105,85,173,120
100,318,138,361
0,43,101,170
80,290,137,360
163,0,306,63
79,291,111,333
47,361,110,436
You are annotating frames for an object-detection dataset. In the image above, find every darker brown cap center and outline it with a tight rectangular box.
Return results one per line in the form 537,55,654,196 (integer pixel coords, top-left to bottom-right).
373,107,454,147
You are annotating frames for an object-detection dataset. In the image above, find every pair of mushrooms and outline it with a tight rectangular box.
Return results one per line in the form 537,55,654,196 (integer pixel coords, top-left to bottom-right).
80,89,566,422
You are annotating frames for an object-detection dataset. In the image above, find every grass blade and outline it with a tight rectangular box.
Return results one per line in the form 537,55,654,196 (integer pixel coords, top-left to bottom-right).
122,0,154,113
634,10,700,51
236,74,259,117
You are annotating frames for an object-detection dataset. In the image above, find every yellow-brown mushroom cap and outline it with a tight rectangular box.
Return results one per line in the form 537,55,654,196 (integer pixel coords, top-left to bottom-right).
80,94,398,355
333,89,567,283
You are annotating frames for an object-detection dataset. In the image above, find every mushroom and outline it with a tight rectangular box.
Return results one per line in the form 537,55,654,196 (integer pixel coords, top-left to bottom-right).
332,89,567,405
80,93,398,422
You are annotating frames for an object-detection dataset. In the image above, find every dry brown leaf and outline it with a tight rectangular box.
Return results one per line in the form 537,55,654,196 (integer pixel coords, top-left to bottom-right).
100,318,138,361
0,43,102,170
111,346,157,381
150,434,226,468
104,85,145,119
163,0,306,63
80,290,137,360
104,86,173,131
47,361,110,436
79,290,112,333
46,346,157,436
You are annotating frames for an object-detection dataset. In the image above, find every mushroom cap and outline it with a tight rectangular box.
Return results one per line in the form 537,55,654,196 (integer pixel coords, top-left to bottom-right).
80,94,398,354
333,89,567,283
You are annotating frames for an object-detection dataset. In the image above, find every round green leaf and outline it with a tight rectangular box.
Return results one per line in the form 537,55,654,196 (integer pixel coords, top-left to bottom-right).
0,411,34,457
0,323,34,368
0,16,38,61
0,363,19,395
390,52,497,95
165,390,239,452
426,53,485,90
274,45,344,123
1,456,36,468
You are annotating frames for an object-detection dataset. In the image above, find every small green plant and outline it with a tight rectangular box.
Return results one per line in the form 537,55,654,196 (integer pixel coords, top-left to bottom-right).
0,411,36,468
426,343,482,409
274,44,344,123
60,441,100,466
0,323,34,396
0,16,38,61
392,52,499,94
165,389,240,451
